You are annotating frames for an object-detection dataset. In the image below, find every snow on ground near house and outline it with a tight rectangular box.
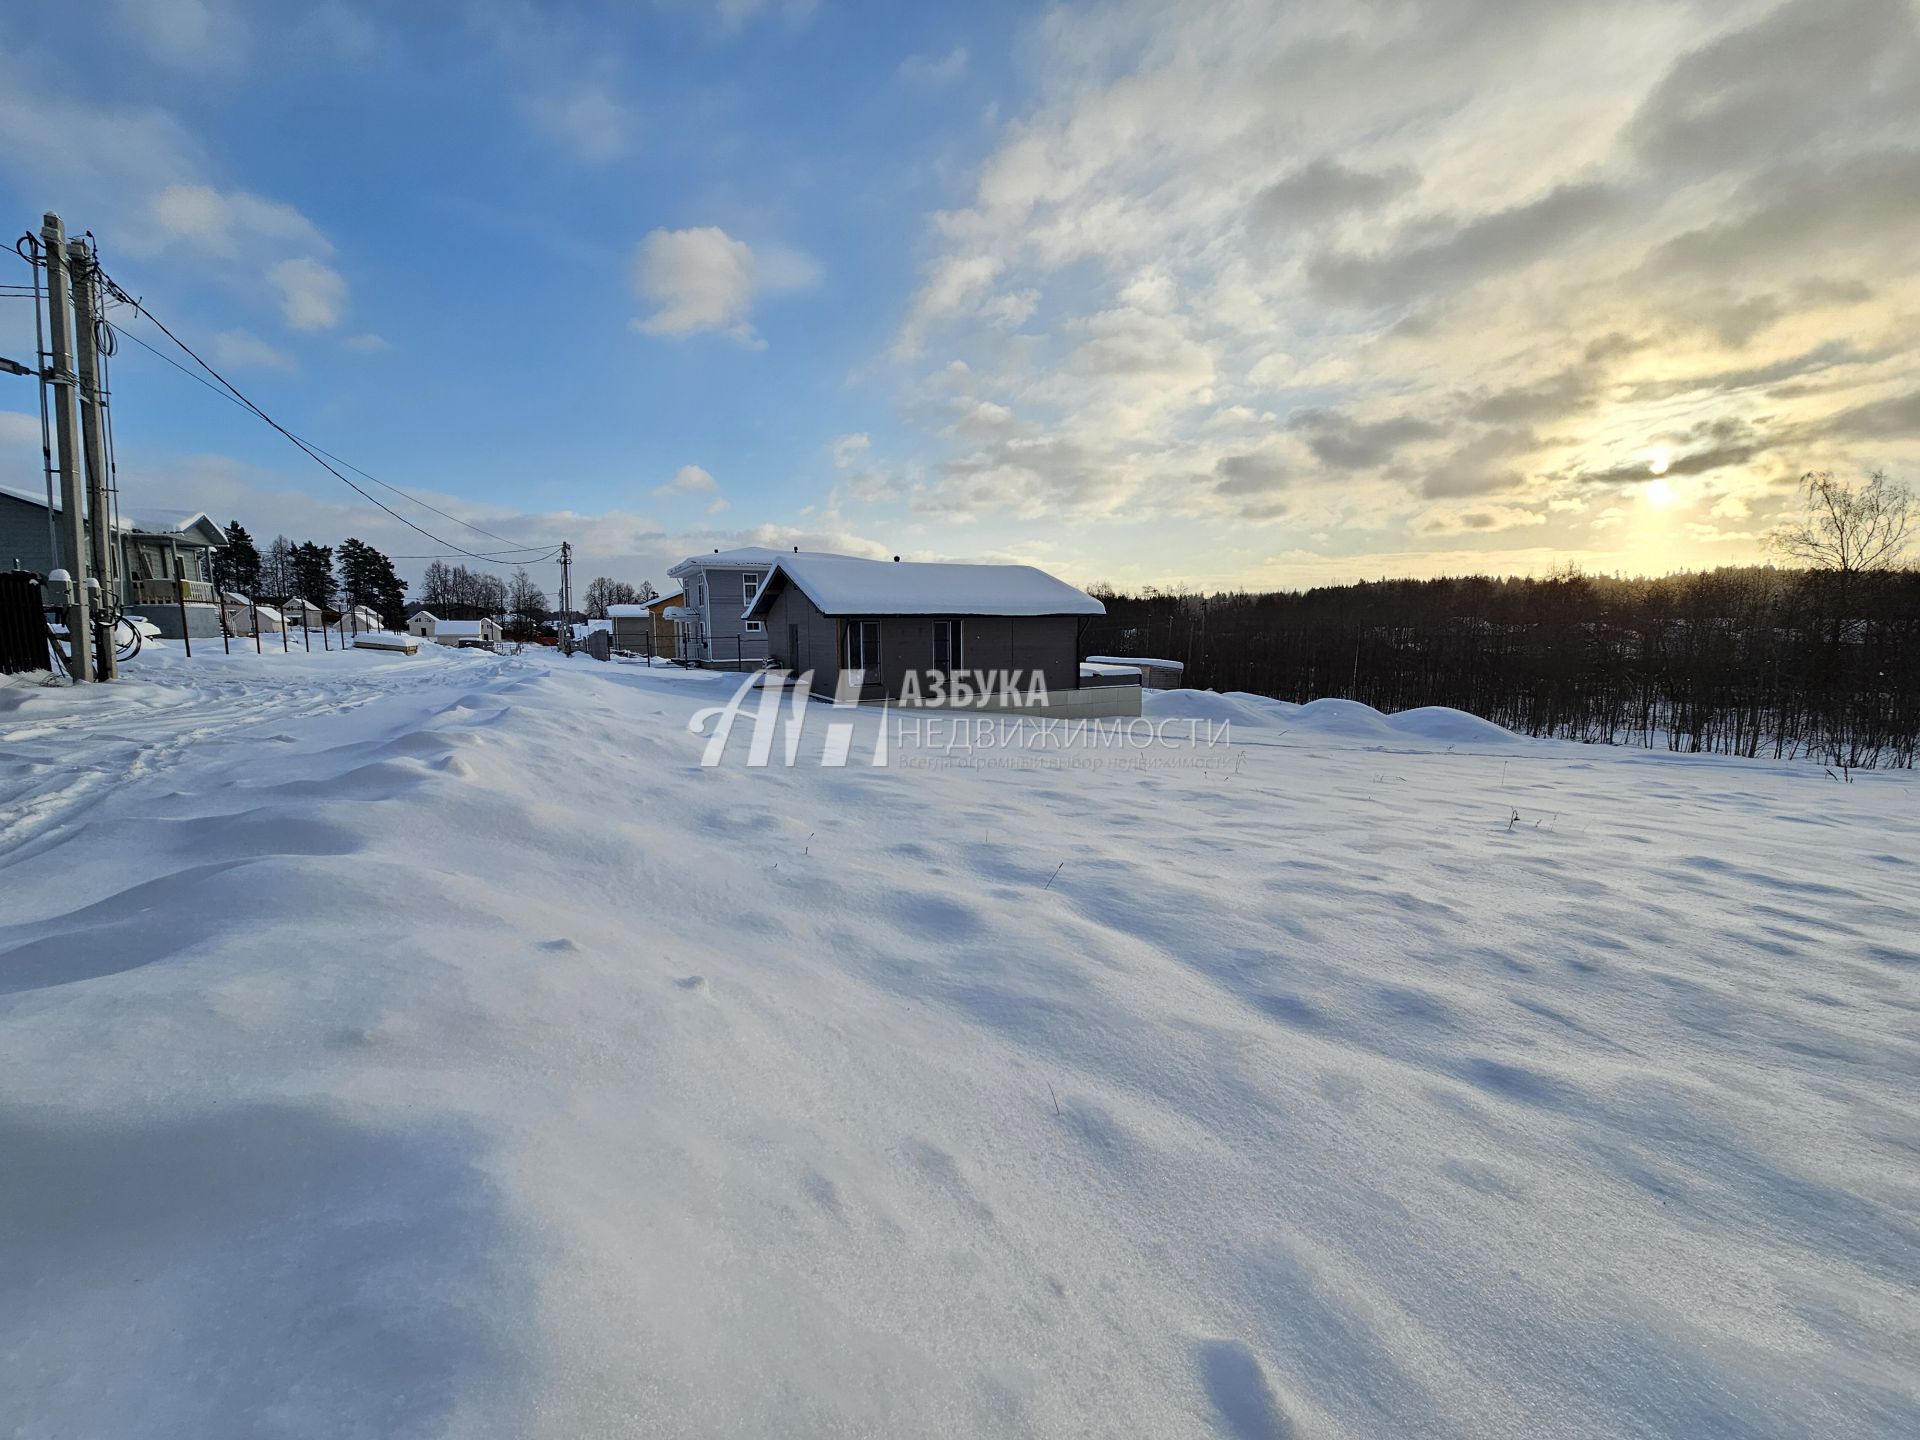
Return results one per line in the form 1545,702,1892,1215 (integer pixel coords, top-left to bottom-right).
3,645,1918,1438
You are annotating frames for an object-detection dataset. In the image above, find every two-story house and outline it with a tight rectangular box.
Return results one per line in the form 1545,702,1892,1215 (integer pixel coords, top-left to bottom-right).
663,547,789,668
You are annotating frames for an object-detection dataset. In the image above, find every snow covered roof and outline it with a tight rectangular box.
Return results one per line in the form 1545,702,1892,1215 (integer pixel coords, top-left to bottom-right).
0,485,223,544
668,546,790,577
743,553,1104,619
604,603,654,617
1086,654,1184,671
652,587,684,605
434,619,493,638
122,510,225,544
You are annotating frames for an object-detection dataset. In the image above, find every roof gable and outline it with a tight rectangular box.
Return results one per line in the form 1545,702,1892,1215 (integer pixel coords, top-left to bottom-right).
667,546,794,578
745,554,1103,619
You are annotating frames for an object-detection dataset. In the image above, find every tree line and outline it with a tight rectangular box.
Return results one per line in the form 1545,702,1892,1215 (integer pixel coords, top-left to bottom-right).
211,525,408,626
209,525,660,639
1081,473,1919,769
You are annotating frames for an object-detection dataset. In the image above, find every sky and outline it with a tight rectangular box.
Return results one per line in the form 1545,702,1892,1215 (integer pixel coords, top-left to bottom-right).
1,0,1916,602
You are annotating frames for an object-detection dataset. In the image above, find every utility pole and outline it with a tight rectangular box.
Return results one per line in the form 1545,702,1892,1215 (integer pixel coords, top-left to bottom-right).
41,213,93,682
69,236,117,679
557,540,573,655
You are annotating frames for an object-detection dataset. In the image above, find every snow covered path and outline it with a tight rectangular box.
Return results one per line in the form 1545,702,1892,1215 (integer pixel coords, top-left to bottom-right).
3,647,1917,1438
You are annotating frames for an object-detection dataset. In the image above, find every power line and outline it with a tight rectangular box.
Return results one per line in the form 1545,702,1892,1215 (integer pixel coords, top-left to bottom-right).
105,319,559,561
92,274,558,568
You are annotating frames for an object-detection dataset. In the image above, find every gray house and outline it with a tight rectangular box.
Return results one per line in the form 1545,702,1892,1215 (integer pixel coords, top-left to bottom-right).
742,552,1130,713
2,482,229,635
3,483,226,596
664,546,787,668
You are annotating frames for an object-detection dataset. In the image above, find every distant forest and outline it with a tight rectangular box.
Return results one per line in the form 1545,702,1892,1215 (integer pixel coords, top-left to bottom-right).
1081,565,1920,769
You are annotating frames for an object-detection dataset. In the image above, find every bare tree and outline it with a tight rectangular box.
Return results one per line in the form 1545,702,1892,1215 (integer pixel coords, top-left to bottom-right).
583,576,641,618
1772,470,1914,575
507,568,549,636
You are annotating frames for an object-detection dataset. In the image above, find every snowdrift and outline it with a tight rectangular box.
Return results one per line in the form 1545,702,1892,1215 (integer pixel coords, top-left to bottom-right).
3,647,1916,1438
1147,688,1520,744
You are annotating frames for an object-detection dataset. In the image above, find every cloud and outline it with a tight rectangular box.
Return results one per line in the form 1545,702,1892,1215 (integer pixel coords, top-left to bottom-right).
1251,158,1414,228
212,330,296,372
1813,388,1920,444
344,333,389,353
653,464,719,498
0,411,40,451
630,226,819,345
1628,0,1920,173
268,257,348,331
1466,365,1606,427
1416,504,1547,536
148,184,331,257
694,0,818,37
1573,418,1771,489
899,47,969,86
114,0,247,72
1307,182,1618,308
860,0,1920,582
530,84,635,164
291,3,382,65
831,434,871,468
1289,409,1441,471
1646,148,1920,284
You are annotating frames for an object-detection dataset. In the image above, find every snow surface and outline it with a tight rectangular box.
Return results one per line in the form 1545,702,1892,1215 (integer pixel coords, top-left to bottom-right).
745,552,1105,618
3,645,1918,1438
1086,654,1184,671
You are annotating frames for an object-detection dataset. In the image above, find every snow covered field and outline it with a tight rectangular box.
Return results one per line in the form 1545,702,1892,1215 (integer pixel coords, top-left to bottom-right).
3,645,1917,1438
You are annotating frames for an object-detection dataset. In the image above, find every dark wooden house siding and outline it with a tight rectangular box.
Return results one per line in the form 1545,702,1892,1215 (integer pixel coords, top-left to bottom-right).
760,582,1084,701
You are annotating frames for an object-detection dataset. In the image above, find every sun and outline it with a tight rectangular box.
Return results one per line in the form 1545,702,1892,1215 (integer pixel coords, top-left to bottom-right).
1647,445,1672,476
1644,477,1676,508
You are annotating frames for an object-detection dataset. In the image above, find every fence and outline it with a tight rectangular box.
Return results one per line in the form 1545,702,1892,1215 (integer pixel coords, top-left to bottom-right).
0,570,46,675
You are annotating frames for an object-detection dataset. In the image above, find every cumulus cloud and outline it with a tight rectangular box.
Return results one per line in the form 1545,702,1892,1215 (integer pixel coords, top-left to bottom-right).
631,227,820,345
268,257,348,330
653,464,719,498
149,184,331,257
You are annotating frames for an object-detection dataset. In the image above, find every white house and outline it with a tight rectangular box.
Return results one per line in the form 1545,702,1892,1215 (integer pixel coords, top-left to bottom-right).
281,596,329,630
220,595,286,635
408,611,502,647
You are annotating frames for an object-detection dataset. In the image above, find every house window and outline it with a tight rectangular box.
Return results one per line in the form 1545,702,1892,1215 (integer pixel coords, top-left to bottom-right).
742,572,760,605
744,620,765,633
842,619,880,669
932,620,964,671
697,581,705,608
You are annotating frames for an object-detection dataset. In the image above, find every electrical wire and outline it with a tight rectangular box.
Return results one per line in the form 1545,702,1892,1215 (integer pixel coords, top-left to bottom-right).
92,270,559,568
104,319,554,561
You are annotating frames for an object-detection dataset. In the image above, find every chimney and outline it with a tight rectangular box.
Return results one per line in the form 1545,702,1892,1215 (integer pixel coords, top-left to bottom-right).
892,555,900,562
793,546,799,553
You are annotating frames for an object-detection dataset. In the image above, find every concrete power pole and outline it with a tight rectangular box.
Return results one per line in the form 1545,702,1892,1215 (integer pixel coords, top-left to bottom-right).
40,213,93,682
557,540,573,655
69,237,117,680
